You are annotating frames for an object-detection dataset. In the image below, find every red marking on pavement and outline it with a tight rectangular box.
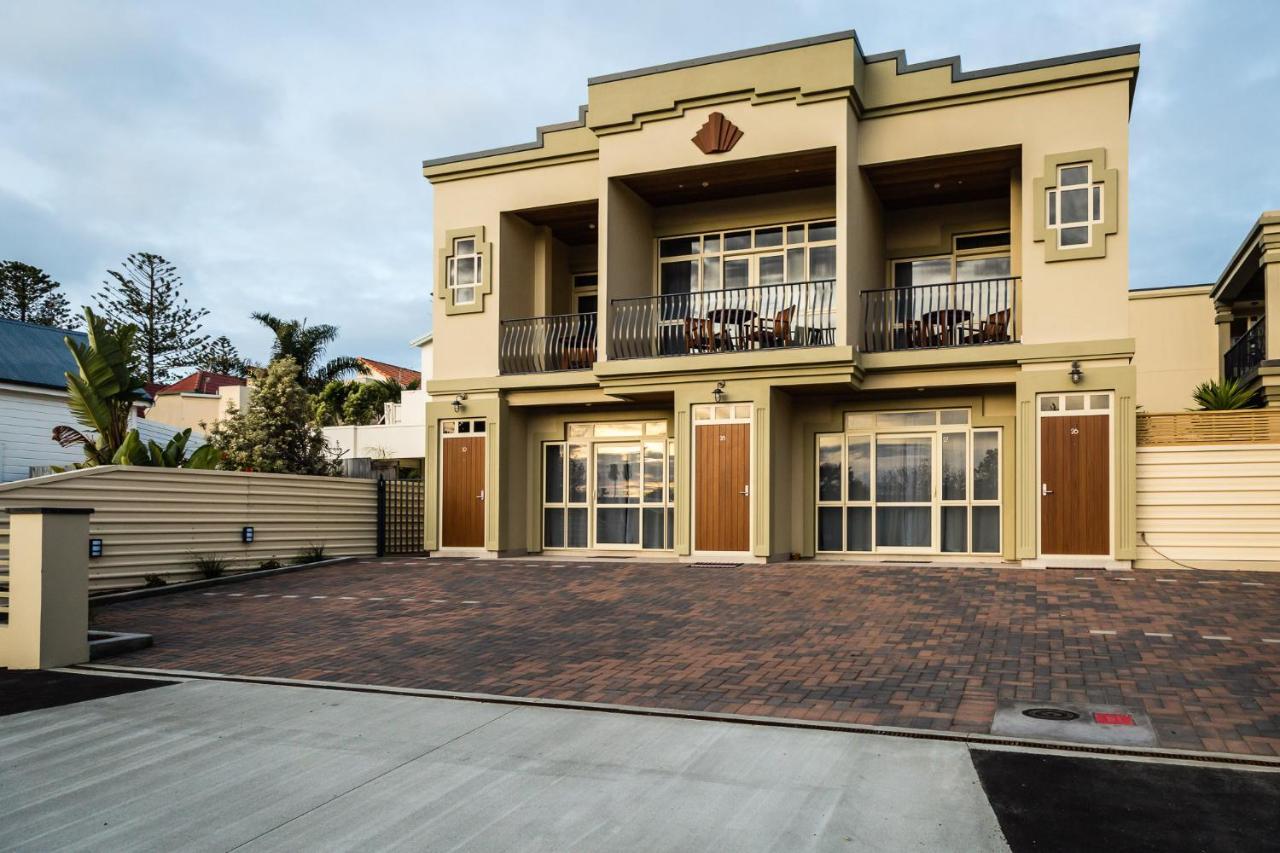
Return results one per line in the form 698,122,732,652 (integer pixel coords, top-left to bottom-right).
1093,712,1135,726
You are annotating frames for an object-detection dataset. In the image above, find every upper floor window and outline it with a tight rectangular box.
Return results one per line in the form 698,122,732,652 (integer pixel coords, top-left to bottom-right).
657,218,836,295
447,237,482,305
1046,164,1103,249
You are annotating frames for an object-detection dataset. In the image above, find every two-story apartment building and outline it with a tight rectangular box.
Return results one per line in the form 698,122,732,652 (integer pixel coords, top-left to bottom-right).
421,31,1141,568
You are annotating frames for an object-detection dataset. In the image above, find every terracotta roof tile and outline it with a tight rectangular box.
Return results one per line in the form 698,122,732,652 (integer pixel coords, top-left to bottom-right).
357,357,421,387
157,370,247,396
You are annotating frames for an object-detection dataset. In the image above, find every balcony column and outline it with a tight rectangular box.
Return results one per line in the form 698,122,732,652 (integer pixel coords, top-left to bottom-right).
1267,261,1280,363
1215,307,1235,381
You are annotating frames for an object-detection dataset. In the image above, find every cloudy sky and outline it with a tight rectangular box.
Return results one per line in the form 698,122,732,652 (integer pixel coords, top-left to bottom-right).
2,1,1277,367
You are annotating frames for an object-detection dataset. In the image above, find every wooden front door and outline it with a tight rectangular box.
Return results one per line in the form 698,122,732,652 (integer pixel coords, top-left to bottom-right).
695,422,750,552
1040,414,1109,555
441,436,485,548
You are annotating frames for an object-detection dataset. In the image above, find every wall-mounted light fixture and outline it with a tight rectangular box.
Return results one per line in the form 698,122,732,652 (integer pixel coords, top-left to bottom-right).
452,393,466,414
712,381,726,404
242,526,254,543
88,538,103,558
1069,361,1084,384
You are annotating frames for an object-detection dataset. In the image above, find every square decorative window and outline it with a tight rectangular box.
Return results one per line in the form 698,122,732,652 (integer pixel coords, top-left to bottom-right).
1033,149,1119,261
437,226,492,314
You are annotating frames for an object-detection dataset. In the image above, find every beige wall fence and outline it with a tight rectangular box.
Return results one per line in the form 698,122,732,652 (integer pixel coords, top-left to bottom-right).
1136,411,1280,571
0,467,378,593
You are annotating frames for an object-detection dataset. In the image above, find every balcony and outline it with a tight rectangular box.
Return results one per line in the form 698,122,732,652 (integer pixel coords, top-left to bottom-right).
611,280,837,360
861,277,1019,353
499,312,598,375
1225,315,1265,383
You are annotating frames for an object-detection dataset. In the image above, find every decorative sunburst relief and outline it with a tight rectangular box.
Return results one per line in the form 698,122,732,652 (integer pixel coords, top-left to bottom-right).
691,112,743,154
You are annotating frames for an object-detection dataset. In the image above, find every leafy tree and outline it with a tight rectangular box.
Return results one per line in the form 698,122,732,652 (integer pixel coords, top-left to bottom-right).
0,261,78,328
311,379,353,426
1191,378,1261,410
342,379,401,425
207,357,336,475
52,307,149,466
250,311,364,391
197,335,248,377
95,252,209,385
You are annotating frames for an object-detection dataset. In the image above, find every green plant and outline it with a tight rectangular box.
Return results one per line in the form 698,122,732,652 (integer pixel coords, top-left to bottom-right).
51,307,149,467
206,357,337,475
257,557,283,570
250,312,365,392
0,260,78,328
1191,378,1261,410
142,573,168,588
111,427,221,469
294,543,327,565
192,553,228,579
95,252,209,384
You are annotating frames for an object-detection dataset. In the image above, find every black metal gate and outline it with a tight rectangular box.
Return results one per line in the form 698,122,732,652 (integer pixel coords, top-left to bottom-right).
377,479,425,556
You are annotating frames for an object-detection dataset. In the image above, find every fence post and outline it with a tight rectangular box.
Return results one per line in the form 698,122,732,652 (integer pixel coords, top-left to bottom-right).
0,507,93,669
376,478,387,557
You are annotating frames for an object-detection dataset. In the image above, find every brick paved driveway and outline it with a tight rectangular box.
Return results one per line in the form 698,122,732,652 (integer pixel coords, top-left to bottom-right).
90,558,1280,757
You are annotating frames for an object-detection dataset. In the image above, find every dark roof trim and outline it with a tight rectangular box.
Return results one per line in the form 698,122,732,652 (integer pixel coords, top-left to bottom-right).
861,43,1139,83
587,30,859,86
422,105,590,168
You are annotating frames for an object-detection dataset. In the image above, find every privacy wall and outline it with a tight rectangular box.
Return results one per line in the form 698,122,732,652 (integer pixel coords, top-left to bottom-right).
0,467,377,592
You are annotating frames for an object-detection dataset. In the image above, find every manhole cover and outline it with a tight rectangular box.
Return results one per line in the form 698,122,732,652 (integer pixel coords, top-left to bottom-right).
1022,707,1080,722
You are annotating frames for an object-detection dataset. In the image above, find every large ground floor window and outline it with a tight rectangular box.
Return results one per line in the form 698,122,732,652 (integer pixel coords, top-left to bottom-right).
816,408,1001,555
543,420,674,550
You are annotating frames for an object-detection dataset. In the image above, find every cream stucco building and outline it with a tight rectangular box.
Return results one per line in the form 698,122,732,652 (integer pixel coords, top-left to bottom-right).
419,31,1159,567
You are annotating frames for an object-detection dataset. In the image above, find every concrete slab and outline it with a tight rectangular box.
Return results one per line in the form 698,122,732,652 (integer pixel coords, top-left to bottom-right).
0,679,1008,853
990,701,1158,747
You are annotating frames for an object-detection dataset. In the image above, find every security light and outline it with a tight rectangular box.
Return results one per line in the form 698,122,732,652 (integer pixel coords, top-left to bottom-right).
452,394,466,414
1069,361,1084,384
242,526,254,543
712,381,726,404
88,538,103,558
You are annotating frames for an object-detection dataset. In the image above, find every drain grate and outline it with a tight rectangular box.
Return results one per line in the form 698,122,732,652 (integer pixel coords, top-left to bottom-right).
1023,707,1080,722
691,562,743,568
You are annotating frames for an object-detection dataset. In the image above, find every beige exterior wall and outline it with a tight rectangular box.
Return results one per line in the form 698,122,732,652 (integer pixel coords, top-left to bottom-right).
0,509,92,669
1129,286,1218,412
146,384,251,435
0,467,377,591
1136,444,1280,571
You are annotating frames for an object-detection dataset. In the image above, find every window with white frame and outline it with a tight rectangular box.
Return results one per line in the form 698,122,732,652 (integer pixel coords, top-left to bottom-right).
657,218,836,295
447,237,482,305
1046,164,1103,249
543,421,674,551
816,409,1001,555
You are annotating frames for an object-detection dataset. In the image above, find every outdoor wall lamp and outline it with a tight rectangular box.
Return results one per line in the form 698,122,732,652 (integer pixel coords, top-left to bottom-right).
88,538,103,558
712,381,726,404
1069,361,1084,384
241,526,254,543
452,393,466,414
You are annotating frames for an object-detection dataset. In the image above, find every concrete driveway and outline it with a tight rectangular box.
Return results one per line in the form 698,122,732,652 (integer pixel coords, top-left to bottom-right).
89,556,1280,757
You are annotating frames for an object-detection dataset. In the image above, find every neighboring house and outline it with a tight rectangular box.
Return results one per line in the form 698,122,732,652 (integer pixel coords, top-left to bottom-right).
355,357,422,387
145,370,251,435
0,318,199,481
418,30,1171,567
324,334,434,478
1210,211,1279,404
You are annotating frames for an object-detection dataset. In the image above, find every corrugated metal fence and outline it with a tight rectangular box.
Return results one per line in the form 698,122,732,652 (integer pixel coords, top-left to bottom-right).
0,467,379,592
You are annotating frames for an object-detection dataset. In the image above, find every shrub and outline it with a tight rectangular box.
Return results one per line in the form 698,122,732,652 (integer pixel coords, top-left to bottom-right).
192,553,228,579
294,543,327,565
257,557,283,571
1191,378,1261,410
142,573,168,588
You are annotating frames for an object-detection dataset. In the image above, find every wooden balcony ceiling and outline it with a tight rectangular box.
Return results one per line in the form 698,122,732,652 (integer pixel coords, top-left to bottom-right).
515,199,599,245
620,148,836,206
865,147,1019,210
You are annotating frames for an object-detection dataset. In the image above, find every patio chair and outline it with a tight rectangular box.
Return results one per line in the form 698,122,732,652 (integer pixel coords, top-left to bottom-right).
684,317,725,353
968,308,1011,344
750,306,796,348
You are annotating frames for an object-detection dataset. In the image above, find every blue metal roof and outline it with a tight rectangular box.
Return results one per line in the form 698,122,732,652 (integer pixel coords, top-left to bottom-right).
0,317,87,390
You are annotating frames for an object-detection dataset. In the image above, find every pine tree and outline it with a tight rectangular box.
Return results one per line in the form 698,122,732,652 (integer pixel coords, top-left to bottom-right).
95,253,210,385
207,357,336,475
197,335,248,377
0,261,79,328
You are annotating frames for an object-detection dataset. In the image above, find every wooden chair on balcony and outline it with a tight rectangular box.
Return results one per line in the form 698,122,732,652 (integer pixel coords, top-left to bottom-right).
967,308,1011,344
559,321,597,369
684,317,726,353
749,306,796,348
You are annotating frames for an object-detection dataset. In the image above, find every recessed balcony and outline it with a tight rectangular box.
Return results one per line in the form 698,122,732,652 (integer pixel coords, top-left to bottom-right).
499,312,598,375
611,279,836,360
861,277,1019,352
1225,315,1265,383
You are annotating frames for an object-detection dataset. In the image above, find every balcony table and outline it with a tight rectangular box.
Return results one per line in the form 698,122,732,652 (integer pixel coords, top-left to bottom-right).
919,308,972,347
706,307,759,351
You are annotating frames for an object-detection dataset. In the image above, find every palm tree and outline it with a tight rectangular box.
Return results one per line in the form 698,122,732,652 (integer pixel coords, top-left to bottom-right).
250,312,364,390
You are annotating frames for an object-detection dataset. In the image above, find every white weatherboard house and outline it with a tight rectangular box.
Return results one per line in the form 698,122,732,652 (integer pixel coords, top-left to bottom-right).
0,318,200,482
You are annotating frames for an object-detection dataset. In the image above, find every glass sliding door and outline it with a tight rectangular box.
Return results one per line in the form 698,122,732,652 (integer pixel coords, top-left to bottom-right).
874,435,933,549
594,443,641,546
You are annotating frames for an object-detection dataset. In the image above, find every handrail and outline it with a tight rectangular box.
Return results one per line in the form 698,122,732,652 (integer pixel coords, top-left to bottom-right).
499,311,598,375
1224,316,1265,383
861,277,1019,352
610,279,836,360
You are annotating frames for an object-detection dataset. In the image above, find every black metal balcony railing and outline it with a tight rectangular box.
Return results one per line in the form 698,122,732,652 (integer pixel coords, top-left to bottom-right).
611,280,837,360
1225,316,1265,383
499,312,597,374
861,277,1019,353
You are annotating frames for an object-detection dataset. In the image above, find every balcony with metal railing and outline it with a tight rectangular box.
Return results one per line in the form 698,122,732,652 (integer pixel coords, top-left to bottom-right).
498,312,598,375
861,277,1019,353
1225,316,1265,383
610,280,837,360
